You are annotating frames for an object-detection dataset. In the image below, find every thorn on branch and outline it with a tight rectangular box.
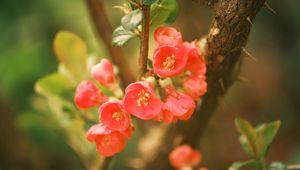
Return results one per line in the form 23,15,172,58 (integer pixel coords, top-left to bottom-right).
219,78,225,92
247,17,253,26
242,47,257,62
264,2,277,14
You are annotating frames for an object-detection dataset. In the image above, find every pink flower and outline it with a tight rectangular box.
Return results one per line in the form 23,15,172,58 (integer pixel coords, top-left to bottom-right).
169,144,202,169
155,110,177,124
154,26,182,46
86,123,126,157
183,76,207,100
123,81,163,120
153,46,188,77
91,58,115,87
163,89,196,121
99,101,130,132
74,80,107,109
185,42,206,76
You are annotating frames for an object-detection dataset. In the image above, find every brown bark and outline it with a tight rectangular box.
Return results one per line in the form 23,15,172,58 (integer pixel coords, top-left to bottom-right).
139,5,150,76
144,0,266,169
85,0,135,86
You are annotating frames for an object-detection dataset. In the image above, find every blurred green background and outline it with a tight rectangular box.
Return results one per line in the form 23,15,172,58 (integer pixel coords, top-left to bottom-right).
1,0,300,169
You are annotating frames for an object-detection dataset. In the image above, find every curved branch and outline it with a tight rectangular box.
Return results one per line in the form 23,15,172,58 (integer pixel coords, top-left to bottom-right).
144,0,266,169
86,0,135,86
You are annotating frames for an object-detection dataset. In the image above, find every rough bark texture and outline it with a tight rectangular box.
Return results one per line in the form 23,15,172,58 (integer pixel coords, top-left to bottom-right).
144,0,266,169
86,0,135,86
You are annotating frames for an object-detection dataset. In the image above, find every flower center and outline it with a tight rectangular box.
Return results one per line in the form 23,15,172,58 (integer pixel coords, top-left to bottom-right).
163,54,176,70
137,90,150,107
112,111,123,121
101,135,110,147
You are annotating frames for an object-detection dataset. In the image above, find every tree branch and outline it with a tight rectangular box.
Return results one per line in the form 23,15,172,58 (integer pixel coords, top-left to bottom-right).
144,0,266,169
85,0,135,86
192,0,218,7
139,5,150,77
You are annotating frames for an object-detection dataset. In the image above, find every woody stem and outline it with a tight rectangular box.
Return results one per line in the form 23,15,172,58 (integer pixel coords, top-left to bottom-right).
138,5,150,78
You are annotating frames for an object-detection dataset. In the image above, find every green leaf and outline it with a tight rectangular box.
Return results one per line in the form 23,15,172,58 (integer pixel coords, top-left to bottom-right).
256,121,281,159
268,161,287,170
143,0,157,5
235,117,258,157
35,73,74,101
53,31,88,82
121,9,143,31
150,0,179,27
229,159,261,170
112,26,136,46
164,0,179,24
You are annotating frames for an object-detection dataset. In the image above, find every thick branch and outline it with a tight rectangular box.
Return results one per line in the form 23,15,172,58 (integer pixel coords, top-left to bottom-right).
139,5,150,76
144,0,266,169
86,0,135,86
192,0,218,7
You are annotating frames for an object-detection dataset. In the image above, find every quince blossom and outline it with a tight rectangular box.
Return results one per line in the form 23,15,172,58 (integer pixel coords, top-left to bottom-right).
153,46,188,77
86,123,126,157
183,76,207,100
169,144,202,170
154,26,183,46
91,58,115,87
123,81,163,120
99,101,131,132
74,80,107,109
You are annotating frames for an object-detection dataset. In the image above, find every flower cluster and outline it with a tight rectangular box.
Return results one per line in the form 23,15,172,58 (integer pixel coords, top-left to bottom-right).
74,59,133,157
169,144,208,170
74,26,207,157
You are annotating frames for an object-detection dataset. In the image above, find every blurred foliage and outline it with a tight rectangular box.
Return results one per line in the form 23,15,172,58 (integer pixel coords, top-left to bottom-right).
1,0,300,169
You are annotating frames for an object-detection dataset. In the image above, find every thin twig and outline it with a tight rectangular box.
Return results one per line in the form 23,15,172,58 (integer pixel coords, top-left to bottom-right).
138,5,150,77
85,0,135,86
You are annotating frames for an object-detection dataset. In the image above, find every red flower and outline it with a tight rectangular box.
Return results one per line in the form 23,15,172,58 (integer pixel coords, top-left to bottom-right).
153,46,188,77
185,41,206,76
91,58,115,87
154,26,182,46
163,89,196,121
74,80,107,109
183,76,207,100
169,144,202,169
99,101,130,132
86,123,126,157
123,81,163,120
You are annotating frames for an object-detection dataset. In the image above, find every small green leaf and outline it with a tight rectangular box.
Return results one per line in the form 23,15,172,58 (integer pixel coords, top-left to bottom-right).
143,0,157,5
164,0,179,24
121,9,143,31
150,0,179,27
112,26,136,46
53,31,88,82
229,159,261,170
268,161,287,170
256,121,281,159
35,73,74,101
235,117,258,157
